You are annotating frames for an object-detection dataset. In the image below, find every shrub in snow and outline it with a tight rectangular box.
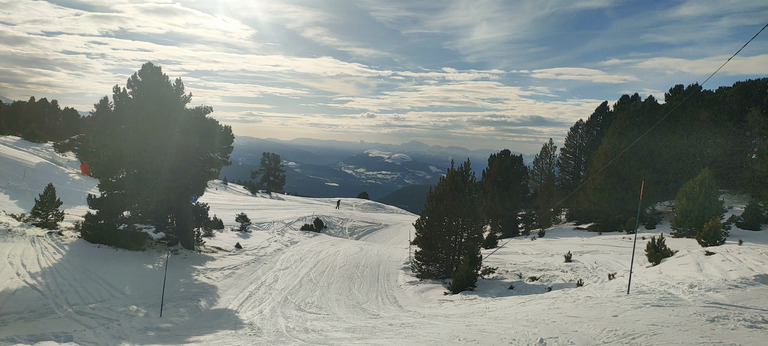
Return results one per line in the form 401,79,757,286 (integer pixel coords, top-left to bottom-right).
704,250,716,256
736,200,766,231
356,191,369,199
696,217,726,247
671,168,725,238
576,279,584,287
645,233,675,266
622,217,636,234
235,242,242,249
537,229,546,238
482,232,498,249
738,239,743,246
300,217,327,233
643,208,661,229
508,284,515,290
528,275,539,282
29,183,64,230
78,219,150,251
313,217,327,232
235,212,251,232
608,272,616,281
564,251,573,263
479,266,497,279
9,213,27,222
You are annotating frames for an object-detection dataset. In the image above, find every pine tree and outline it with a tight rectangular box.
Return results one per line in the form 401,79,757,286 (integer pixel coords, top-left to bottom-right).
235,212,251,232
645,233,674,266
557,119,586,205
412,159,483,293
479,149,528,238
671,168,725,238
29,183,64,230
696,217,726,247
251,152,286,194
73,63,234,250
530,139,558,229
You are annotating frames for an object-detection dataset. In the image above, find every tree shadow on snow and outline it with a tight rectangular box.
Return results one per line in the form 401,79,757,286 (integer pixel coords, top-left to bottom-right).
0,231,245,345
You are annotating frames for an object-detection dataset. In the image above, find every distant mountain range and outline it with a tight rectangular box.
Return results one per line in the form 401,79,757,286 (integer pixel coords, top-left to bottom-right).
0,95,13,104
221,136,534,213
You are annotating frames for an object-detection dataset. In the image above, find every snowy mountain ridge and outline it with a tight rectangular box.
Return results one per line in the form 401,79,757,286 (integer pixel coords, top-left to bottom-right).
1,136,767,345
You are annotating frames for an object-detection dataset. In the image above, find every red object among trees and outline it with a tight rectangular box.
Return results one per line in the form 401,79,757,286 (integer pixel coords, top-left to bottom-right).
80,163,91,176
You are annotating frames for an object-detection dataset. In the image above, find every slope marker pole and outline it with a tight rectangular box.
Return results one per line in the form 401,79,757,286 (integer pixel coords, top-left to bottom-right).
160,249,171,317
627,180,645,295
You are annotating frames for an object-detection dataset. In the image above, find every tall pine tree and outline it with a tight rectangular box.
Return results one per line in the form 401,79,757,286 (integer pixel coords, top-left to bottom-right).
480,150,528,238
75,63,234,250
412,160,483,293
530,139,558,229
251,152,286,194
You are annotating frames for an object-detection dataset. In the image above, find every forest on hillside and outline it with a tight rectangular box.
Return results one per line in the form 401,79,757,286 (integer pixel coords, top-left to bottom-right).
2,76,766,254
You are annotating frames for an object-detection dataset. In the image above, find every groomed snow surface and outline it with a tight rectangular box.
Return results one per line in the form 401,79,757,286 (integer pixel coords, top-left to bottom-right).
1,136,767,345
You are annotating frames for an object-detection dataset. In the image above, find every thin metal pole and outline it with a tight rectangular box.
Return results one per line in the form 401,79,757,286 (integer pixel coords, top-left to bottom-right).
627,180,645,295
160,249,171,317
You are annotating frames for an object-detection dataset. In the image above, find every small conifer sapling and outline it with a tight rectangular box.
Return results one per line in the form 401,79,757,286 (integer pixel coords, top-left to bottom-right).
29,183,65,230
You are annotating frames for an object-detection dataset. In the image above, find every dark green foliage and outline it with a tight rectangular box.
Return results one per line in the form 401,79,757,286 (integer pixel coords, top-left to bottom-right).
313,217,327,231
357,191,370,199
570,79,768,229
9,213,27,222
235,212,251,232
537,229,546,238
479,149,528,239
564,251,572,263
412,160,483,290
447,257,478,294
29,183,64,230
482,232,498,249
671,168,725,238
78,215,150,251
300,217,326,233
530,139,558,229
736,200,766,231
622,217,637,234
643,208,661,230
71,63,234,250
209,215,224,231
251,152,286,194
557,119,587,203
191,202,221,239
696,218,726,247
0,96,81,143
738,239,743,246
645,233,674,266
479,266,497,278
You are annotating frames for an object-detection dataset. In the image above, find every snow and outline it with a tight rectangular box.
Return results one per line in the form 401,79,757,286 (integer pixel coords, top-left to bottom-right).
364,149,413,164
1,136,767,345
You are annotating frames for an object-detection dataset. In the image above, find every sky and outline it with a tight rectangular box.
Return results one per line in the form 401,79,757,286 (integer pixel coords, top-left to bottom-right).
0,0,766,154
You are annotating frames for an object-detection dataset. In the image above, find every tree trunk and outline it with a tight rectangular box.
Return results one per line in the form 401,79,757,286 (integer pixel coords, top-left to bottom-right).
175,201,195,250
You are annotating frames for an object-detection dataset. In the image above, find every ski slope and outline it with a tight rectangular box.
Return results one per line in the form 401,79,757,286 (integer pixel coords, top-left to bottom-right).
1,136,767,345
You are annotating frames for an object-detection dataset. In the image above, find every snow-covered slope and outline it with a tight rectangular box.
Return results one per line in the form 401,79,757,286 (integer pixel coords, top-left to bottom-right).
1,136,767,345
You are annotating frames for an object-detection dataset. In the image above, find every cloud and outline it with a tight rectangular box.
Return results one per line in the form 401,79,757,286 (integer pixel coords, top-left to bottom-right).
529,67,638,83
601,54,768,76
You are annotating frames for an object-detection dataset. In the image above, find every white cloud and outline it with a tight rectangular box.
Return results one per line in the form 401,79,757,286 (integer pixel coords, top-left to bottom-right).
529,67,638,83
